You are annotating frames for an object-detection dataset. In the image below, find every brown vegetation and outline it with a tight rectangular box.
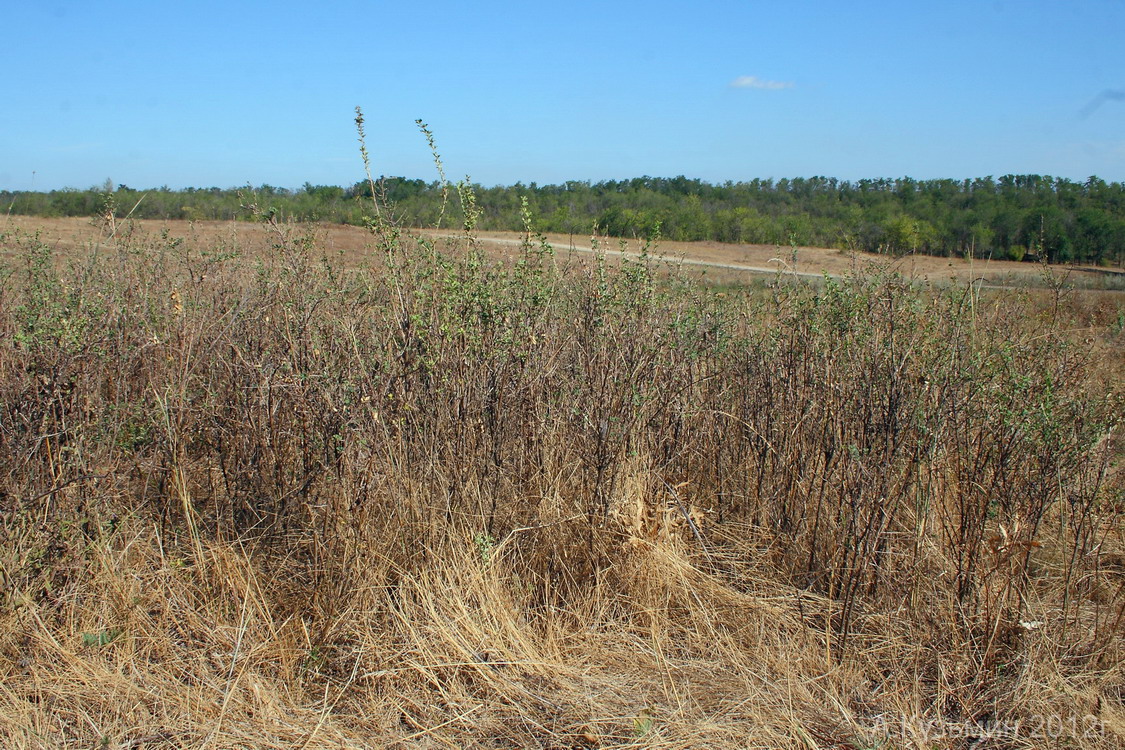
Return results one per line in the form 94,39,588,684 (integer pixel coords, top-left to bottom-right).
0,208,1123,748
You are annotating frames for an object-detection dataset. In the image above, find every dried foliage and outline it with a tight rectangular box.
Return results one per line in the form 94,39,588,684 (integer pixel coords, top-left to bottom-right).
0,191,1122,748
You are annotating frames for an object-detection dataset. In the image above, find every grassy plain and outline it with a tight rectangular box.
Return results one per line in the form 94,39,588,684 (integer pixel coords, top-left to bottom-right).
0,210,1123,748
7,215,1125,289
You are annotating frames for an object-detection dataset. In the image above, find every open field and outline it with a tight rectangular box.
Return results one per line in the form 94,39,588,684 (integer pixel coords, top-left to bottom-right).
6,215,1125,291
1,213,1124,748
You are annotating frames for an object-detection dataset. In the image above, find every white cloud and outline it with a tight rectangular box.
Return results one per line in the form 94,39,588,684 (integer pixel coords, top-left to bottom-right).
730,75,793,91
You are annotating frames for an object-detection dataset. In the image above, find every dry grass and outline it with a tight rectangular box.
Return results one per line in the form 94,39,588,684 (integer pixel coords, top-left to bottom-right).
7,215,1125,292
0,207,1123,749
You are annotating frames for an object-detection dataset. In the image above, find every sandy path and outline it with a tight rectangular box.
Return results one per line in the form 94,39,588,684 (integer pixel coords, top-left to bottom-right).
427,232,831,280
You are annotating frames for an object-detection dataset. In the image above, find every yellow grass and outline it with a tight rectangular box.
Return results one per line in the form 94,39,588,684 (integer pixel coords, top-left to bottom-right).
0,213,1122,748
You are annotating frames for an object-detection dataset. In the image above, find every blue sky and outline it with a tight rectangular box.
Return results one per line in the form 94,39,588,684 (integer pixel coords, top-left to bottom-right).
3,0,1123,191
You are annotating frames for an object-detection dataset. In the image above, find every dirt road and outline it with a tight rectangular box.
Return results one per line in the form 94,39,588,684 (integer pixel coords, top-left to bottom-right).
427,232,830,280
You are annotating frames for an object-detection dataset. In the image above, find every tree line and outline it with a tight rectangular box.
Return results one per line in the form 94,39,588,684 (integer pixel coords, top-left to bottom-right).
4,173,1124,265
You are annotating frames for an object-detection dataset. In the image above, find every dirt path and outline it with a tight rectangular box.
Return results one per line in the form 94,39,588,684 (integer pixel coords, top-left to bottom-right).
427,232,830,280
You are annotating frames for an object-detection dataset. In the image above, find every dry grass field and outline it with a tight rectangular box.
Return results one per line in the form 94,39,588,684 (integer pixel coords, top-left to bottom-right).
7,215,1125,290
1,210,1123,748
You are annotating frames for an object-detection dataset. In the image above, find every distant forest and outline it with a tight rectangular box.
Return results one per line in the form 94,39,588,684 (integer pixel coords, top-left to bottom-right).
5,174,1124,265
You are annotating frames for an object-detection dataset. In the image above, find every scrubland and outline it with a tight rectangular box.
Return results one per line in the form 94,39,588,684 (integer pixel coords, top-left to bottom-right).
0,195,1123,749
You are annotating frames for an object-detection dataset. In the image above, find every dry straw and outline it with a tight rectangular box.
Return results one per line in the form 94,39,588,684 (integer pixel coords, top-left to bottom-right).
0,117,1121,748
